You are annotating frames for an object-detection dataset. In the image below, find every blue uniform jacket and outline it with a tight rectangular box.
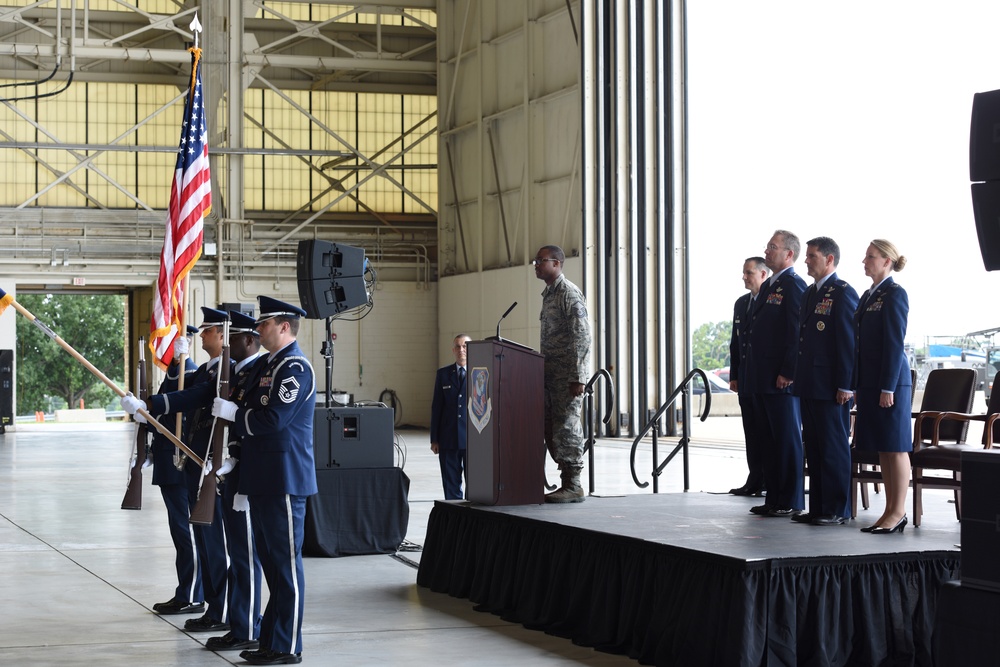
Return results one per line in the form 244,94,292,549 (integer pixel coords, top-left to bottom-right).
147,357,233,475
227,351,266,462
728,293,752,396
229,341,318,498
793,273,859,400
430,364,467,451
745,268,807,394
150,358,197,486
853,278,911,393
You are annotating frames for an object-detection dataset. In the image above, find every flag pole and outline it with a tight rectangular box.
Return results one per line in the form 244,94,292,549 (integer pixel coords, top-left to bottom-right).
173,275,190,467
174,13,203,447
0,289,204,467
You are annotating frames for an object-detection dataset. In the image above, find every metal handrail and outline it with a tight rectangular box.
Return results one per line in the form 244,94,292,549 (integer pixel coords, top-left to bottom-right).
583,369,616,494
629,368,712,492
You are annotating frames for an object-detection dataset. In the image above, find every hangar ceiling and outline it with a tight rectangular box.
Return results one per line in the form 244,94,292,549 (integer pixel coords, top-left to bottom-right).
0,0,439,291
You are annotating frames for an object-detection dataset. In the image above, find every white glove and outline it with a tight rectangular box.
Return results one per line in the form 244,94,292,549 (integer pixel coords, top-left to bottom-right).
233,493,249,512
141,453,153,470
203,457,213,477
174,335,190,356
120,392,146,416
216,457,236,476
212,397,238,421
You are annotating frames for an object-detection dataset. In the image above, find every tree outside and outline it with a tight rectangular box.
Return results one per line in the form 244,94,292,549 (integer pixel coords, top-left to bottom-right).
692,320,732,372
16,294,125,414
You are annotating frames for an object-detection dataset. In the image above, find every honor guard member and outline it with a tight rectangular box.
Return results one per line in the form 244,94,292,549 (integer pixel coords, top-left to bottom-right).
122,307,234,634
204,309,267,652
430,334,472,499
212,296,317,666
147,325,204,615
792,237,859,526
533,245,592,503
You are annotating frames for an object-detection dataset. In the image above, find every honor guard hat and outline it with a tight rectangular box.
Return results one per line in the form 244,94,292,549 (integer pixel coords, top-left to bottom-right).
198,307,230,330
185,325,200,336
255,296,306,324
229,310,260,335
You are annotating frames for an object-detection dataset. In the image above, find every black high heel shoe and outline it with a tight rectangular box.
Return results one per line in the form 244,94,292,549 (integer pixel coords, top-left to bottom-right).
859,524,877,533
870,515,907,534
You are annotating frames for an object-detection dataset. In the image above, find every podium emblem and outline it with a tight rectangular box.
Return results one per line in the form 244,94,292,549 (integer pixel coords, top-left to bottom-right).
468,366,492,433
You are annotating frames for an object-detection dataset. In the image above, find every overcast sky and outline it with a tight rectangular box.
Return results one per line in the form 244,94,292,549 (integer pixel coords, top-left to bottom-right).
687,1,1000,348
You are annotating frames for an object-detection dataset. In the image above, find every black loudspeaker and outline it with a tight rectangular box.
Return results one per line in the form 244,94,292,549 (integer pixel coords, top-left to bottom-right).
0,349,12,432
970,89,1000,182
971,182,1000,270
296,240,369,319
970,90,1000,270
313,406,394,469
960,449,1000,592
218,302,255,318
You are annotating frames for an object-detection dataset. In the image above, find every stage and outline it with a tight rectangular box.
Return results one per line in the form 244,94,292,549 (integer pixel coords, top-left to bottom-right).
416,492,960,666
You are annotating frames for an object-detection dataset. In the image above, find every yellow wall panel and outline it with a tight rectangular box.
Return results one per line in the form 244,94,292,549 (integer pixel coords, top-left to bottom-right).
0,81,436,214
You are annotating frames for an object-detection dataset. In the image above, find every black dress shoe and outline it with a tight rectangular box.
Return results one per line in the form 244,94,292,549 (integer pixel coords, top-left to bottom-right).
790,512,814,524
244,649,303,665
871,515,907,534
749,504,772,515
241,648,268,661
206,631,259,651
811,514,847,526
152,598,205,615
766,507,802,518
184,613,230,633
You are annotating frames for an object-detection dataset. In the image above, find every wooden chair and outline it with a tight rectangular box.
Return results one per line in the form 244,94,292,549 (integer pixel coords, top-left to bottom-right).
850,368,975,518
911,370,1000,526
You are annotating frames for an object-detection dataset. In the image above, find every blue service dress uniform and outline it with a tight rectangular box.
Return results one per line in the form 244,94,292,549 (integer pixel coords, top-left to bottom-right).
745,268,808,511
147,355,232,626
793,274,859,518
229,340,318,656
150,357,201,605
729,292,765,492
852,278,912,452
221,350,266,643
430,363,468,499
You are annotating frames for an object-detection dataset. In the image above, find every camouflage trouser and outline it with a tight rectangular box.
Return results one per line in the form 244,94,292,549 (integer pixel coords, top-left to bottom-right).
544,383,584,471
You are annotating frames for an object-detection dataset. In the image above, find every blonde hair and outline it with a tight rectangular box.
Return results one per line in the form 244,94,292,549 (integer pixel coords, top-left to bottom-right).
870,239,907,271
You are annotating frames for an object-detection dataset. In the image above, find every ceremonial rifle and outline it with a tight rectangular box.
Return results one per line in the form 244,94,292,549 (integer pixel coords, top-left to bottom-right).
190,320,230,526
121,338,149,510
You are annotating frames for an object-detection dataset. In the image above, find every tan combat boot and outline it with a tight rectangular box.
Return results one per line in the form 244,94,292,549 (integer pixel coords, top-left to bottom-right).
544,469,585,503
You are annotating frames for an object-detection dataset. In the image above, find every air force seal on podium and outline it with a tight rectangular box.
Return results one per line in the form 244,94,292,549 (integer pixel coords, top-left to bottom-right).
468,367,492,434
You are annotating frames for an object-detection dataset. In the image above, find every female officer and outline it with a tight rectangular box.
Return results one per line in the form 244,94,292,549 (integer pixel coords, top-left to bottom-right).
853,239,911,534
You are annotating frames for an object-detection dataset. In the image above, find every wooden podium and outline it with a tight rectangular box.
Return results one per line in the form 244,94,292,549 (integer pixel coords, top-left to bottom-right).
466,339,545,505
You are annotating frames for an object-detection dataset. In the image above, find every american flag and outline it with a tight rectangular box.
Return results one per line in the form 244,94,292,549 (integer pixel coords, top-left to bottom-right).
150,47,211,369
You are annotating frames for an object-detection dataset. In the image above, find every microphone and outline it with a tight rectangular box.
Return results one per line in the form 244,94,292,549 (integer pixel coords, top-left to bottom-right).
495,302,517,340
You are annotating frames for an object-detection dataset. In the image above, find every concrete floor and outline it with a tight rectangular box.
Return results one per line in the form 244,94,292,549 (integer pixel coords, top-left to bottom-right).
0,416,961,666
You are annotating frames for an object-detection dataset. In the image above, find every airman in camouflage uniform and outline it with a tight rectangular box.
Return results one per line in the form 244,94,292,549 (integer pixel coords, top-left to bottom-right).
534,245,592,503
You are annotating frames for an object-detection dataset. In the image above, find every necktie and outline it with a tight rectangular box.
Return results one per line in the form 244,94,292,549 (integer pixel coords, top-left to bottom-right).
459,366,466,384
857,289,871,317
